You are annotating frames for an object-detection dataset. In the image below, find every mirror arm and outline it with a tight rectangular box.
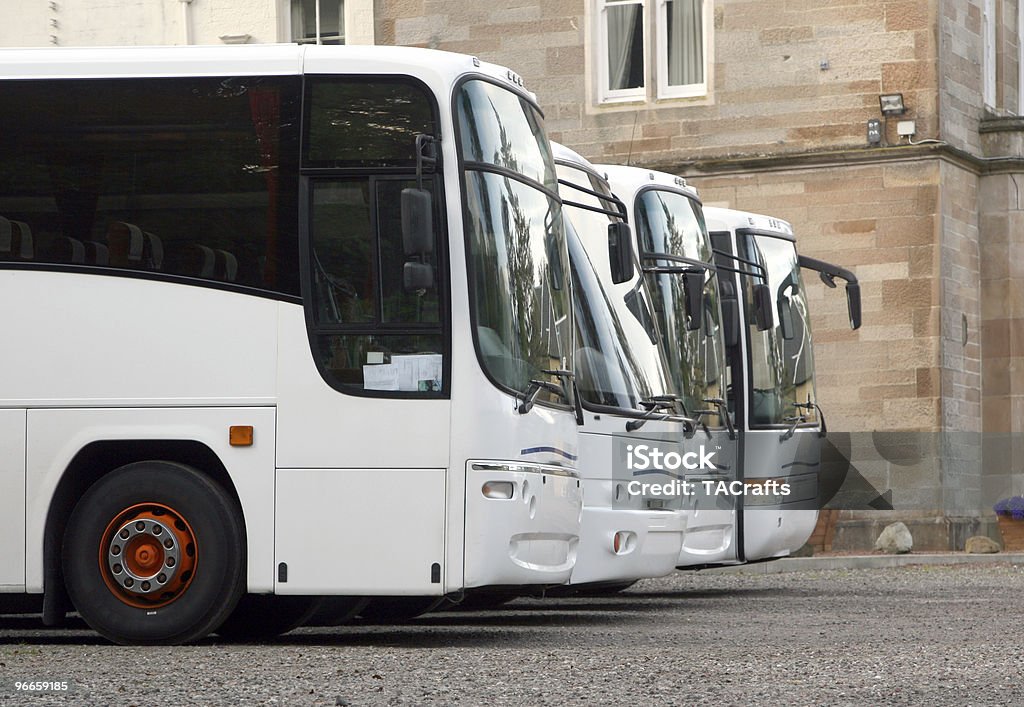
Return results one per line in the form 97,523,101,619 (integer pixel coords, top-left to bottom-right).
414,134,438,190
704,397,736,440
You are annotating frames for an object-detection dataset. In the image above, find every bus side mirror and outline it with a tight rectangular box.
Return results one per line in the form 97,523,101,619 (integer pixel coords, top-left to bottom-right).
722,297,740,347
846,281,862,330
753,283,773,331
608,222,634,284
403,261,434,292
798,254,861,330
778,297,795,340
401,188,434,256
684,270,705,331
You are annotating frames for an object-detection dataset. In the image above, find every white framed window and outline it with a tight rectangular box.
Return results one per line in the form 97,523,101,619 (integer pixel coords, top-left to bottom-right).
983,0,996,109
595,0,710,104
292,0,345,45
656,0,708,99
598,0,647,103
1018,0,1023,114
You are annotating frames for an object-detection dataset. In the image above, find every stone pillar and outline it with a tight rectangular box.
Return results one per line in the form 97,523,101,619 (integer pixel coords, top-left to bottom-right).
979,118,1024,509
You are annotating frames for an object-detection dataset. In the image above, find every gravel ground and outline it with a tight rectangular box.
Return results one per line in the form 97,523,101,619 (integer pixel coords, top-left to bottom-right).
2,563,1023,705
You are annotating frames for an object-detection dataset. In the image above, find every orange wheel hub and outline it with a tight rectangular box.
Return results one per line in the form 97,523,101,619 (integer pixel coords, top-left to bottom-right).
98,503,198,609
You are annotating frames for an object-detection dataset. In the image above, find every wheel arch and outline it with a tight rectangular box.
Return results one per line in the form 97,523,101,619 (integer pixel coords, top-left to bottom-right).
42,439,243,625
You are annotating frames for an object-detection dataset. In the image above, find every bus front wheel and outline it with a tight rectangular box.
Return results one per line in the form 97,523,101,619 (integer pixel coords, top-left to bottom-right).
62,461,246,645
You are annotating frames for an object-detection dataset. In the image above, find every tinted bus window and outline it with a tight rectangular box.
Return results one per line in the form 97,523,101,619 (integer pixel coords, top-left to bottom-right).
0,76,302,297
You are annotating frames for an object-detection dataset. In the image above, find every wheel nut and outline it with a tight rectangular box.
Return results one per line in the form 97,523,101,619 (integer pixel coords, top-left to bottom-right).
135,521,145,531
141,581,151,591
166,557,175,567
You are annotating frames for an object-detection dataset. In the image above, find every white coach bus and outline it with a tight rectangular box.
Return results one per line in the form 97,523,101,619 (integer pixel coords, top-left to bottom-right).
553,144,686,587
0,44,582,644
705,207,861,562
598,165,740,569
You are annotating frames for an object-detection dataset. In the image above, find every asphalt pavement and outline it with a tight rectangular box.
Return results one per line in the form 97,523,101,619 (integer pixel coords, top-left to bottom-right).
2,560,1022,705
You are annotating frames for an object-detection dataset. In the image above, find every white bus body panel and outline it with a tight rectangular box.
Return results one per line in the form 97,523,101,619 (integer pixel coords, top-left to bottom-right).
571,421,686,585
25,406,277,593
0,410,26,590
275,468,446,594
454,384,582,588
0,272,278,407
274,304,451,470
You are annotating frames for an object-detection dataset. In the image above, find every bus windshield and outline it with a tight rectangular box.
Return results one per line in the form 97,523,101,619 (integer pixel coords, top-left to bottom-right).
740,234,817,426
555,162,673,412
566,216,654,411
635,188,726,420
457,79,572,403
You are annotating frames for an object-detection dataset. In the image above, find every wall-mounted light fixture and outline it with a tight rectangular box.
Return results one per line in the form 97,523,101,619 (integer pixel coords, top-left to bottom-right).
879,93,906,116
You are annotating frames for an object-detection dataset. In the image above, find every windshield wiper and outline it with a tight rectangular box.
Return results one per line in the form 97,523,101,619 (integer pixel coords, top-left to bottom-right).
517,369,583,424
517,379,566,415
625,395,703,435
780,398,827,441
795,399,827,439
543,368,584,425
625,397,677,432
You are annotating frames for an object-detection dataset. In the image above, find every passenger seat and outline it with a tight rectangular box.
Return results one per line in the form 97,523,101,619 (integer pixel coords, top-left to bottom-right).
106,222,164,270
0,216,34,260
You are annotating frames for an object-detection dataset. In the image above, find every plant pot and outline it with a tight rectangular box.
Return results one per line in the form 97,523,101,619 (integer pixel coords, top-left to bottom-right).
996,514,1024,551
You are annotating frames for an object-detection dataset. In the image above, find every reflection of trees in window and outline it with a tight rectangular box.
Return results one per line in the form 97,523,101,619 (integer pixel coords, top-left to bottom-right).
491,113,522,176
504,182,538,365
305,81,435,168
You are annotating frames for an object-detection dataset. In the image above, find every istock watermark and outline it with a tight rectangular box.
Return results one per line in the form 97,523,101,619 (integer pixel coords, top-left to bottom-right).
625,444,717,471
625,478,791,499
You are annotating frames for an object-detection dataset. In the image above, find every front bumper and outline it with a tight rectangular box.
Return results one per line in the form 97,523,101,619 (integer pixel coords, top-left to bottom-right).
464,462,582,588
743,509,819,561
569,505,685,585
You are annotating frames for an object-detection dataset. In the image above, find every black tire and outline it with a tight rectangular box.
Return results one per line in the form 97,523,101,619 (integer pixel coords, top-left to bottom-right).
305,597,370,627
357,597,444,623
216,595,323,641
62,461,246,645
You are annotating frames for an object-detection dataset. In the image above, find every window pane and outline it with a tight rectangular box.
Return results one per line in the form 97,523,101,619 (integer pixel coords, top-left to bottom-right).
305,79,436,169
464,170,571,401
606,3,644,91
293,0,345,44
666,0,704,86
310,180,376,324
0,77,302,296
636,189,723,418
741,235,817,427
455,79,557,190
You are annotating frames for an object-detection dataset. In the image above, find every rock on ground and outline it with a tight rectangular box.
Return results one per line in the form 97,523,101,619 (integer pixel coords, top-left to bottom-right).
875,521,913,553
965,535,1000,553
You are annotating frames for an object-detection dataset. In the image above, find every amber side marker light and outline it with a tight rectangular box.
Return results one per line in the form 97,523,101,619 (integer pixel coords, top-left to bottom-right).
229,425,254,447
